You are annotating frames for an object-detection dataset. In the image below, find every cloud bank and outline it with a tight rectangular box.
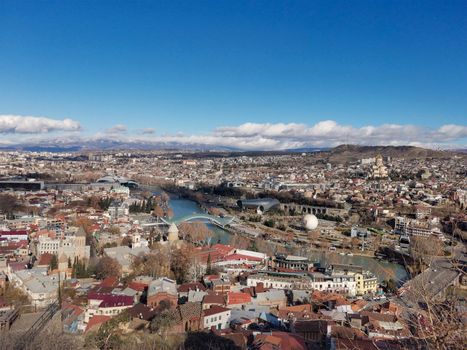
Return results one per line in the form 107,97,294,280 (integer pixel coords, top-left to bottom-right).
1,116,465,150
0,115,81,134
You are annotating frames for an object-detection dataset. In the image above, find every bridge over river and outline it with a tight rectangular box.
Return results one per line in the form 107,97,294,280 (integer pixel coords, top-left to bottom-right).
142,213,235,228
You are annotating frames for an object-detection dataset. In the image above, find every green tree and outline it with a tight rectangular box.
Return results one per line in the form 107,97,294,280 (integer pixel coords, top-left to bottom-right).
206,253,212,275
50,254,58,270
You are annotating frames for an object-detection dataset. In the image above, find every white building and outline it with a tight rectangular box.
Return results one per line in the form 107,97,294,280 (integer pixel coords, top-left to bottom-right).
7,267,58,308
36,228,90,262
394,216,433,237
247,271,357,297
203,305,231,330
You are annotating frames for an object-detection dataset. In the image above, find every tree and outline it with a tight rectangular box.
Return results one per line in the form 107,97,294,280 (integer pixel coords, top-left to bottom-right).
153,205,164,218
165,207,174,218
49,254,58,270
206,253,212,275
95,256,122,279
1,285,29,309
398,266,465,349
160,192,170,203
170,246,192,284
107,225,121,235
184,332,239,350
131,251,171,278
248,239,258,252
382,278,398,293
0,194,22,219
179,222,212,244
72,257,88,278
149,310,177,341
121,236,132,247
84,311,130,350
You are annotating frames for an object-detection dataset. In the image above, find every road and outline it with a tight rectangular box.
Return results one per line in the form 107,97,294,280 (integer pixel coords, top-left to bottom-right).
398,240,466,308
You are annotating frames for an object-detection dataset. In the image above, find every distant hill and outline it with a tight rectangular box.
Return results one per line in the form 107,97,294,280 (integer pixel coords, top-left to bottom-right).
326,144,459,163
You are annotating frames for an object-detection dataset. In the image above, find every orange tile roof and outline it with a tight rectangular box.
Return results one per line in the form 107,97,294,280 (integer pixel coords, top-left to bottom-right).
227,292,251,305
85,315,111,333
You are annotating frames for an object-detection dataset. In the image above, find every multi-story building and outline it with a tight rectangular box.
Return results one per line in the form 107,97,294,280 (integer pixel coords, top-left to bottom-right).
272,254,312,271
394,216,433,237
7,267,58,308
331,264,378,295
310,272,357,297
35,227,90,262
202,305,231,330
247,270,358,296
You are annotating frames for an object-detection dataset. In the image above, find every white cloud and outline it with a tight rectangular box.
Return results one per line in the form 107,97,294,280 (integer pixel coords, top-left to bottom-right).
140,128,156,134
106,124,127,134
210,121,467,149
1,117,465,150
0,114,81,134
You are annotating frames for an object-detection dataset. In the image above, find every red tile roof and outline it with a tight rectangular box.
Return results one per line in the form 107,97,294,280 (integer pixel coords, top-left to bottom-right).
254,332,307,350
100,277,118,288
178,282,207,293
0,230,28,236
203,305,231,317
128,281,147,292
85,315,111,333
37,253,54,266
227,292,251,305
97,294,134,308
202,293,225,305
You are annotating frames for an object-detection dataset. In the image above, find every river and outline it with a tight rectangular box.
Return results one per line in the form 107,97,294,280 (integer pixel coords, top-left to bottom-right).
167,195,408,284
169,197,231,244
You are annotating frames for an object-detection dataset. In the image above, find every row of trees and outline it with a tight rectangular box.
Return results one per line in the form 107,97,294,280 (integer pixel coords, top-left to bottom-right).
178,222,212,245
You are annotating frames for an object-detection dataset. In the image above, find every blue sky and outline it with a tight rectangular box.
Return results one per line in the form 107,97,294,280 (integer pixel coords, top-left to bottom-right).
0,0,466,149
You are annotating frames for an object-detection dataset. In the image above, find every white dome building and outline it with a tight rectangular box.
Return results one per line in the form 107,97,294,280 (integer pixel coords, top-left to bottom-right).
303,214,319,231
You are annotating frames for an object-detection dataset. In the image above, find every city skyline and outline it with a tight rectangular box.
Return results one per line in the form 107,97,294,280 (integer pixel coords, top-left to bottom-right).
1,0,466,149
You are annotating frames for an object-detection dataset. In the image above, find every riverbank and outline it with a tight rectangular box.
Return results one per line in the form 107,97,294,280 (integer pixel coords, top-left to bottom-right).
136,186,409,284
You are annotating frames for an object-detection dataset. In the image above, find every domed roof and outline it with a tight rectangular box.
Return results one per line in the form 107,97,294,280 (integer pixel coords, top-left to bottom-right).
167,223,179,242
168,223,179,234
303,214,319,230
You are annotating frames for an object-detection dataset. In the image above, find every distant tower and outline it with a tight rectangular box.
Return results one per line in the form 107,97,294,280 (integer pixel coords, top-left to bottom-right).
132,232,141,248
75,226,87,247
167,223,179,242
370,154,388,179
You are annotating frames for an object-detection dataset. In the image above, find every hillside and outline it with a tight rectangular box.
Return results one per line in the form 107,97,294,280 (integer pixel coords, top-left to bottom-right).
326,145,459,163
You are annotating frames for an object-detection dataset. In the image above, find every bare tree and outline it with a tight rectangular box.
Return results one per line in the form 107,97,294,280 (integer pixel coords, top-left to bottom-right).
95,256,122,279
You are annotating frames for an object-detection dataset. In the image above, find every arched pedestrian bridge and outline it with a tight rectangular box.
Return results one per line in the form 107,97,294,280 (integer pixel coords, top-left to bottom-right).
169,214,235,228
142,214,235,228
